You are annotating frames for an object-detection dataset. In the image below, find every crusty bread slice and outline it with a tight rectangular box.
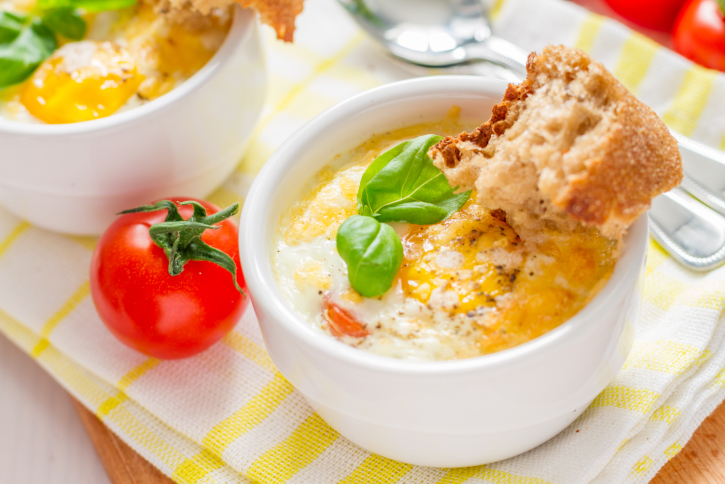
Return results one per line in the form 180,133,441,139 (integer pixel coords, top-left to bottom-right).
429,45,683,240
151,0,303,42
236,0,303,41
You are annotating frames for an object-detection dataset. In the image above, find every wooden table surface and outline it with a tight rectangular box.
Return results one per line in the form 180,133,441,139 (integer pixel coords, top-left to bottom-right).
74,398,725,484
71,1,723,483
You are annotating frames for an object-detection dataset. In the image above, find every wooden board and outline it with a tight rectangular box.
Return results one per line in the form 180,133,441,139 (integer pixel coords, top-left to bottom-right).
651,400,725,484
74,397,725,484
72,399,173,484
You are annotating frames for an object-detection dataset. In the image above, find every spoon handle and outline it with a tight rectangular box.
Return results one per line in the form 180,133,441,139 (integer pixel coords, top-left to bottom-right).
464,37,529,78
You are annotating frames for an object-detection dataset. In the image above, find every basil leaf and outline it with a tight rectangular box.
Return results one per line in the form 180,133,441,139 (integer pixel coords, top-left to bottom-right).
356,140,408,214
357,134,472,225
337,215,403,298
38,0,137,13
36,0,71,10
375,191,473,225
0,18,56,88
0,11,29,43
42,7,86,40
71,0,137,13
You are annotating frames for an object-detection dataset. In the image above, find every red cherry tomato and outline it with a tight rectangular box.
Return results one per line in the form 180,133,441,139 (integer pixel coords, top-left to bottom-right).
323,295,369,338
90,197,248,359
674,0,725,72
603,0,688,31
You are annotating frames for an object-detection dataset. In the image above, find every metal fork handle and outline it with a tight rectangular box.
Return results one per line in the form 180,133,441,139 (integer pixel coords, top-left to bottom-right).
680,175,725,217
671,130,725,217
649,188,725,271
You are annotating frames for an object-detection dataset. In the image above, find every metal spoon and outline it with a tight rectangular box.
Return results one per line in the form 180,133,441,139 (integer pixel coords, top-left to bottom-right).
338,0,529,77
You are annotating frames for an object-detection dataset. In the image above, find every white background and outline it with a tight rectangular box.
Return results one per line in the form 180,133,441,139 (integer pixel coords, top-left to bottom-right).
0,334,111,484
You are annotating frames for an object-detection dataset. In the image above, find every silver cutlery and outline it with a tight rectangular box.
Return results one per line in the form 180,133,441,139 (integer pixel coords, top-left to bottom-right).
651,133,725,271
338,0,528,75
338,0,725,271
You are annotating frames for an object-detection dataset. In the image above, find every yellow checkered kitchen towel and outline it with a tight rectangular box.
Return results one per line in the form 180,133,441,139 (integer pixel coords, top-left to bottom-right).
2,0,725,482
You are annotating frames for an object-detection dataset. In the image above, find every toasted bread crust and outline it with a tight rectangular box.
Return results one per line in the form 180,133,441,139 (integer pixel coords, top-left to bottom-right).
152,0,303,41
236,0,303,41
435,81,534,168
430,45,682,239
561,92,682,236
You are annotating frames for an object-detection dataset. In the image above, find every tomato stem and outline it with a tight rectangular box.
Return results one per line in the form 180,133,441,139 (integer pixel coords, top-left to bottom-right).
718,0,725,15
119,200,245,295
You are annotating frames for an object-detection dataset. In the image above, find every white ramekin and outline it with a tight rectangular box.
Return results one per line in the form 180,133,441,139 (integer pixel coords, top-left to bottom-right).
240,76,647,467
0,6,265,235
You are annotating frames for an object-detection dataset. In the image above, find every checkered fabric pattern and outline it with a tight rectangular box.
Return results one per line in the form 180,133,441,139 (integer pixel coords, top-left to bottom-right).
2,0,725,482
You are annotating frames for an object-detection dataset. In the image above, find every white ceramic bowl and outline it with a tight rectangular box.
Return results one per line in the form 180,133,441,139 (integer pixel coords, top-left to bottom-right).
0,6,264,235
240,76,647,467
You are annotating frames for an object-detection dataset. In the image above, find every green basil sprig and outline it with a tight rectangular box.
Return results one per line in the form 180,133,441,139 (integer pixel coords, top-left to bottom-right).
337,134,472,298
0,11,28,42
357,134,472,224
0,0,137,88
0,12,56,88
37,0,136,14
41,7,86,40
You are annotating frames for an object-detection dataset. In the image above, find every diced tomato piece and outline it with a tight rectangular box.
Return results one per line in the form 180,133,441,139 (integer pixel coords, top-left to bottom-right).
322,294,369,338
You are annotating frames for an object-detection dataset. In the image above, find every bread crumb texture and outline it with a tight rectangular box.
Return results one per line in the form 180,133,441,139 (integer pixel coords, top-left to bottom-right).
429,45,683,240
151,0,304,41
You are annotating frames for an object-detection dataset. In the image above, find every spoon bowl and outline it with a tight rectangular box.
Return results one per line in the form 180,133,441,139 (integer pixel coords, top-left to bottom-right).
338,0,528,76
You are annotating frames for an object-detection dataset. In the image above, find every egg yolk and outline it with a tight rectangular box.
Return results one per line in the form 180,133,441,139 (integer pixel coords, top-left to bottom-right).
20,42,143,124
400,201,524,314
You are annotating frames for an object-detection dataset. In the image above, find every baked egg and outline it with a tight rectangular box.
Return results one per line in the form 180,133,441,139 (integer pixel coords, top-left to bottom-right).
273,111,617,361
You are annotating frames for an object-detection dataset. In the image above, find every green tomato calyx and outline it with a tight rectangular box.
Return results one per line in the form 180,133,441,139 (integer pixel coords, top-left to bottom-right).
119,200,245,295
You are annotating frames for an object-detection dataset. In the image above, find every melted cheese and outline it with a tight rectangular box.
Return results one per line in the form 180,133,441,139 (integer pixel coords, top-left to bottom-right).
273,112,617,361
